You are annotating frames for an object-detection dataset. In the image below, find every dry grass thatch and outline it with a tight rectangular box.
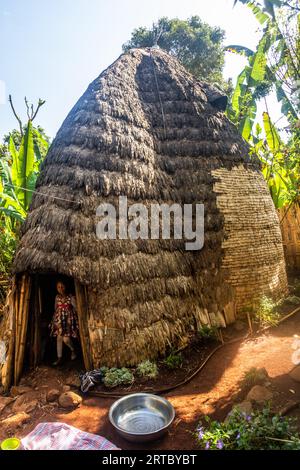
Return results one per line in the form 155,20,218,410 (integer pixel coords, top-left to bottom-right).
5,47,287,368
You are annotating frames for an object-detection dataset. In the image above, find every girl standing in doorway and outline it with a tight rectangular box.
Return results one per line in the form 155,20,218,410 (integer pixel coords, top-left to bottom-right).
50,280,79,366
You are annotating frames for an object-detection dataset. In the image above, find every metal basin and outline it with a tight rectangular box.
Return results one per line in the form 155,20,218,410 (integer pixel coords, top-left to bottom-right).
109,393,175,442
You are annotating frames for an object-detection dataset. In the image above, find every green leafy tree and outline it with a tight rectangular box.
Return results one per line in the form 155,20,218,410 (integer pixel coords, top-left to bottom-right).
123,16,226,87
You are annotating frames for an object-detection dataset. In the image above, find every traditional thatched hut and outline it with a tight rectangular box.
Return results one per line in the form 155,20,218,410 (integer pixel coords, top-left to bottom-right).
0,47,288,389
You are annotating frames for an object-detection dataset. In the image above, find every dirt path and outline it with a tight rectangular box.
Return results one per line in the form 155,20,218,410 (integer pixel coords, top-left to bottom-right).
4,314,300,450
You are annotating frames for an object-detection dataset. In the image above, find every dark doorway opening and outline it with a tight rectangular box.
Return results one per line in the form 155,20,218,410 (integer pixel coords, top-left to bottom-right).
25,273,83,371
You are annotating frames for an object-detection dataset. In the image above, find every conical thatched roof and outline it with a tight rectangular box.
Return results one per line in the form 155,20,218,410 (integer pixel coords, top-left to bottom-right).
11,47,287,366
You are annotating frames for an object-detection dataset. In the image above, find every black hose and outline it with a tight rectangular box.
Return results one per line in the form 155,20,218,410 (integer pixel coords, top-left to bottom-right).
84,306,300,399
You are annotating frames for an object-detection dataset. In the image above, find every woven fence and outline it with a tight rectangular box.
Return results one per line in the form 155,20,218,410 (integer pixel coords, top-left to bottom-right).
278,203,300,270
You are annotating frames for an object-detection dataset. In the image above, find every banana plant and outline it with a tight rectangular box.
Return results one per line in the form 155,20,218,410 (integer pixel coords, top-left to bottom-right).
251,113,300,208
0,97,48,223
226,0,300,207
0,156,27,222
228,0,299,127
226,29,274,139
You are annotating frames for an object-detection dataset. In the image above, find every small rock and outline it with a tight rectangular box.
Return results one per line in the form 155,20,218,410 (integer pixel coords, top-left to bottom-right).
246,385,273,403
24,400,38,413
12,395,38,414
0,412,30,431
62,385,71,393
0,396,14,414
10,385,32,398
225,401,253,422
47,389,60,402
233,401,253,415
58,391,82,409
289,365,300,382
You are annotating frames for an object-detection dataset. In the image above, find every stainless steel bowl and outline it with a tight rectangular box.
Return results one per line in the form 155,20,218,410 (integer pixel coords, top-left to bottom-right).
109,393,175,443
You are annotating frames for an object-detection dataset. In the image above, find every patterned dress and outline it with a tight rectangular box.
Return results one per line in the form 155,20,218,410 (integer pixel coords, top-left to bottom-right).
50,294,79,338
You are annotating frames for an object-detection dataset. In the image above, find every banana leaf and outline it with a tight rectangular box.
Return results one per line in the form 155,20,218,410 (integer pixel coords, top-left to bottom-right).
11,121,35,210
262,112,281,152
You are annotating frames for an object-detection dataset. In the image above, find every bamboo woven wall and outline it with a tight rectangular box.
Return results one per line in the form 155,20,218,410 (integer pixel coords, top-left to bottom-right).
213,166,288,311
278,204,300,270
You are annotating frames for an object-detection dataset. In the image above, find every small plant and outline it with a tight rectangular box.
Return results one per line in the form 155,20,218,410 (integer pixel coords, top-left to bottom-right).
239,367,269,391
99,366,109,376
198,325,218,342
103,367,134,388
163,352,183,370
195,407,300,450
136,360,158,379
254,296,280,327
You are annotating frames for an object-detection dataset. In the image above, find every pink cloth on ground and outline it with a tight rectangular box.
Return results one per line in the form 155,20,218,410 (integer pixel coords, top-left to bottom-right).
21,422,120,450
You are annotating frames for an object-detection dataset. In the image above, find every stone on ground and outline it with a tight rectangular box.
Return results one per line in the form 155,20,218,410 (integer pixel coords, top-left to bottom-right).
46,389,60,402
246,385,273,403
0,396,14,414
0,412,30,431
58,391,82,409
233,401,253,415
225,401,253,422
289,365,300,382
12,394,38,414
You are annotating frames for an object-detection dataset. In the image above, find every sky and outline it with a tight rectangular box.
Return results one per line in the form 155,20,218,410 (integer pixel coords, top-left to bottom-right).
0,0,274,140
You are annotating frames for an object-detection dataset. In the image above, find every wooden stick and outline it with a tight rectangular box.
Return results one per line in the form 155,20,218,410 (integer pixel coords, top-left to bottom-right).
218,328,224,344
265,436,297,444
33,284,39,368
16,275,31,383
15,274,26,375
2,281,16,391
38,285,42,314
247,312,253,335
75,281,93,370
14,275,24,382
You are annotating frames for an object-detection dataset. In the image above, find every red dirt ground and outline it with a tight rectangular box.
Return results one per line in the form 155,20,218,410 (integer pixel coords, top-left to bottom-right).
2,311,300,450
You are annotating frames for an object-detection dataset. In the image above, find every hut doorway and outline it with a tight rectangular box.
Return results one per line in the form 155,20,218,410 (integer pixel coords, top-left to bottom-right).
25,273,83,370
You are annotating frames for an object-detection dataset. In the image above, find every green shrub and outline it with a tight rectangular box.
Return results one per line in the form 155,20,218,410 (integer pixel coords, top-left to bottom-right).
255,296,280,327
163,352,183,370
103,368,134,388
198,325,218,342
136,360,158,379
99,366,109,376
239,367,268,391
195,407,300,450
